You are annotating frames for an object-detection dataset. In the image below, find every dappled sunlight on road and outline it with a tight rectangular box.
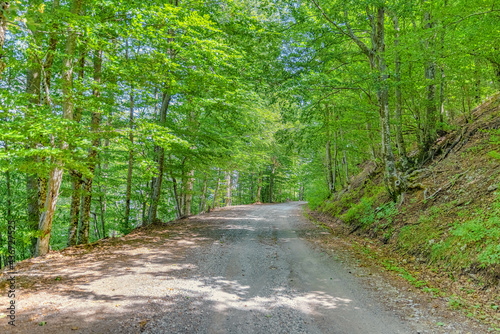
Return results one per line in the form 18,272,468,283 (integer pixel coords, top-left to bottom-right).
1,202,419,334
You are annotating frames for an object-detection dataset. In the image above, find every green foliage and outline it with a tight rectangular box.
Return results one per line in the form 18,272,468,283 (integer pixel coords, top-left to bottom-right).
397,207,443,257
448,295,466,310
341,185,385,227
397,192,500,272
343,197,376,226
488,129,500,160
382,260,428,289
307,178,330,210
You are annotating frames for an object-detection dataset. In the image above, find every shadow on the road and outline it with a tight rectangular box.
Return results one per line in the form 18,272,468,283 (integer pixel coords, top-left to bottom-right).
1,202,361,334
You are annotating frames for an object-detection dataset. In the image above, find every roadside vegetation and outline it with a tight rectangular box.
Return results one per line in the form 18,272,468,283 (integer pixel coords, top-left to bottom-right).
309,97,500,330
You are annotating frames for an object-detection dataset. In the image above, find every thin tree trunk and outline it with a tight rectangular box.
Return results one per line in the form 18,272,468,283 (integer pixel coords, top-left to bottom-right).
100,112,111,235
250,172,254,203
333,131,338,189
184,170,194,215
236,172,241,205
326,140,334,193
392,14,408,171
423,9,437,151
98,165,106,239
148,93,172,224
365,122,377,161
256,171,263,203
340,126,349,185
212,169,221,209
225,172,232,207
336,152,343,186
171,174,182,219
269,161,276,203
67,50,85,247
92,212,100,239
79,49,102,245
440,65,445,123
474,58,481,104
6,169,13,265
325,106,334,194
67,171,83,246
141,185,147,223
199,176,208,213
124,83,134,229
26,176,39,254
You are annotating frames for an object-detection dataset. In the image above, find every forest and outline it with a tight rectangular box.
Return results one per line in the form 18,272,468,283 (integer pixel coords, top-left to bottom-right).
0,0,499,267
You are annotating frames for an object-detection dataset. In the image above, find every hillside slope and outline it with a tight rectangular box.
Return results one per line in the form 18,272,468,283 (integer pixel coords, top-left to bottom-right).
310,94,500,329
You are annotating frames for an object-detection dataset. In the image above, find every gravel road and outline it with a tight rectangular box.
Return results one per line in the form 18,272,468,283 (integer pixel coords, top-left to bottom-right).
147,202,412,334
2,202,485,333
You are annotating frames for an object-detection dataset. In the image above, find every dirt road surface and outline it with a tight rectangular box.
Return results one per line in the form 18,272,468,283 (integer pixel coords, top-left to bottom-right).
0,202,488,333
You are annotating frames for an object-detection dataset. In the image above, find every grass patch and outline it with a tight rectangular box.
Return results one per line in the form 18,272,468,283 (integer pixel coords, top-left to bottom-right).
397,188,500,275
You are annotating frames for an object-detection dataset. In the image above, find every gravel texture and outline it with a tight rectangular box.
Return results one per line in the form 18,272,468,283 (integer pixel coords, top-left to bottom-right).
0,202,487,333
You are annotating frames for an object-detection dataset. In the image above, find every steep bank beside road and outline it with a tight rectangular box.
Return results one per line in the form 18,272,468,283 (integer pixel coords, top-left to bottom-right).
310,95,500,330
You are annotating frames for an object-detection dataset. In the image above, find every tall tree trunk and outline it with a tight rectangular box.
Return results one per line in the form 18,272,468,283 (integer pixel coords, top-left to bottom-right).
99,111,112,235
147,93,172,224
256,171,263,203
67,49,85,247
199,176,208,213
340,126,349,185
326,140,334,194
250,172,254,203
440,65,445,123
423,9,437,153
171,175,182,218
36,0,81,257
98,164,106,238
325,106,335,194
212,168,221,209
225,172,232,207
26,50,42,253
365,122,377,161
67,171,82,246
342,6,400,197
392,14,408,171
332,131,338,189
374,7,399,198
474,58,481,104
26,176,39,255
141,186,147,223
269,161,276,203
336,152,343,186
236,172,241,204
6,169,13,266
124,84,134,230
79,49,102,244
184,170,194,215
40,0,59,106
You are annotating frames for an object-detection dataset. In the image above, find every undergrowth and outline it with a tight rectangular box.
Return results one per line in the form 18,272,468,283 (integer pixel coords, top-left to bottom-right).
341,184,386,226
398,189,500,273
